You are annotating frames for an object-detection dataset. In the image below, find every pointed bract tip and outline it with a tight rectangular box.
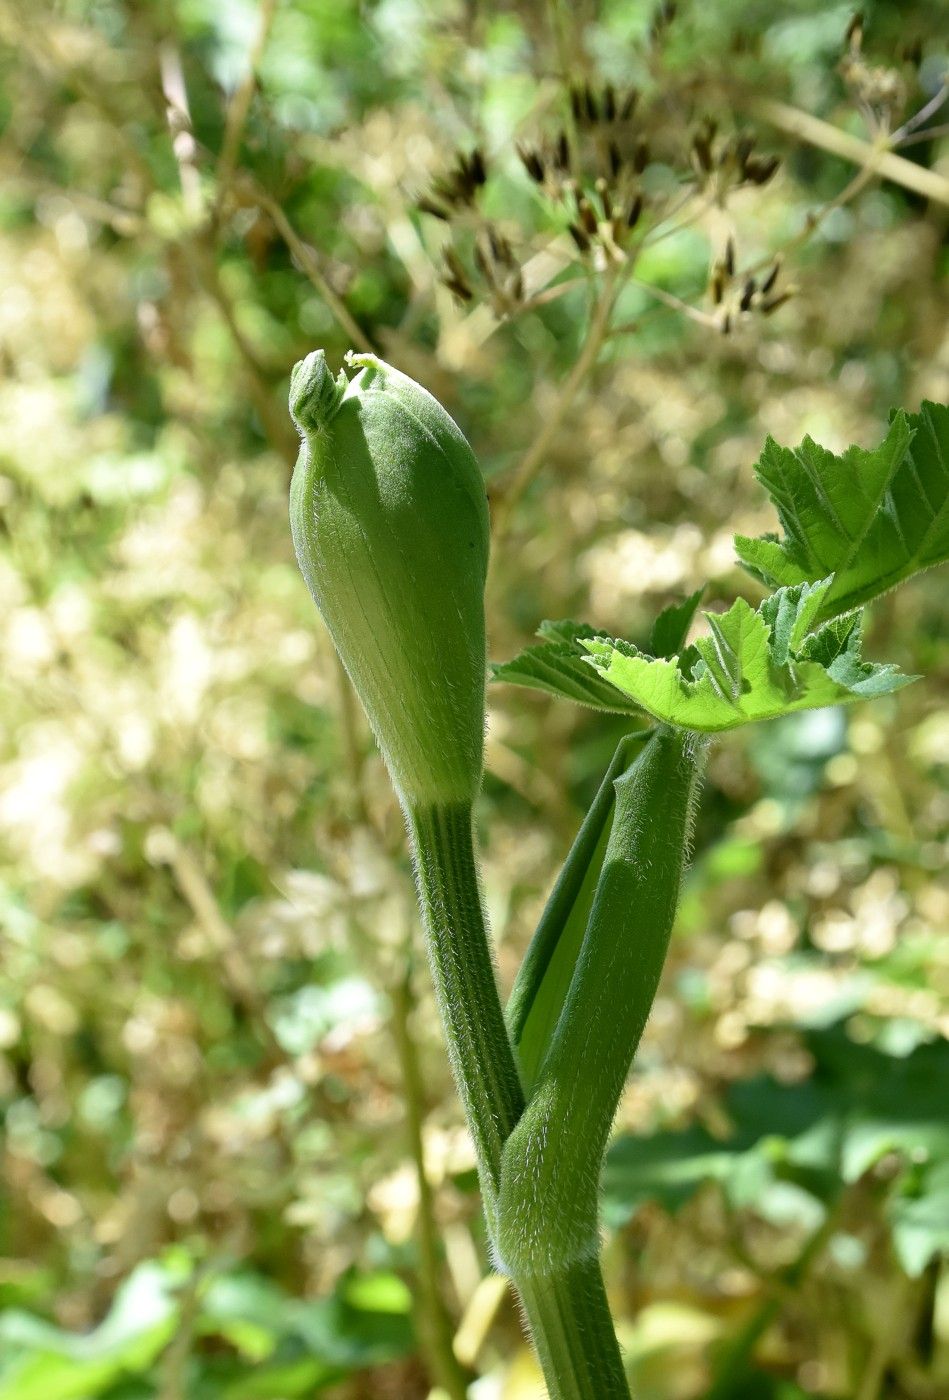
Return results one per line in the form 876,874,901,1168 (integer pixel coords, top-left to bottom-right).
289,350,347,434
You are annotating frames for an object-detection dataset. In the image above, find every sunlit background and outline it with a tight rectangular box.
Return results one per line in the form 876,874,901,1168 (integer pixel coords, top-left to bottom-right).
0,1,947,1396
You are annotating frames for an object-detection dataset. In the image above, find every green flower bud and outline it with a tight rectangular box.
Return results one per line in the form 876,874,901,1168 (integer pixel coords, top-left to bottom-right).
289,350,490,807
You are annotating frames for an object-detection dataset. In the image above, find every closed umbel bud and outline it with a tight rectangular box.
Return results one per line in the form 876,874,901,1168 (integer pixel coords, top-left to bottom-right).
289,350,490,807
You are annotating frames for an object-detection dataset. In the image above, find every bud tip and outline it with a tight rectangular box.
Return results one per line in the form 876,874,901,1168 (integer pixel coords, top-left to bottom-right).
290,350,347,435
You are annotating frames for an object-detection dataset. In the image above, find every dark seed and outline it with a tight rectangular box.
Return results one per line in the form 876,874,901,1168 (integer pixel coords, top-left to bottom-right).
620,88,639,122
760,262,780,295
626,192,644,227
608,139,622,177
724,237,735,276
604,83,616,121
748,155,780,185
568,222,591,252
578,196,598,234
633,138,649,172
739,278,757,312
518,145,545,183
760,290,793,315
418,197,450,220
556,130,571,171
692,133,713,173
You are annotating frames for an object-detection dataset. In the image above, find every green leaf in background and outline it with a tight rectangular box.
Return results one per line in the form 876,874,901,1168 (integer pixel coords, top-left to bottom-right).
0,1260,181,1400
603,1027,949,1275
734,402,949,620
0,1260,414,1400
648,588,705,659
583,582,914,733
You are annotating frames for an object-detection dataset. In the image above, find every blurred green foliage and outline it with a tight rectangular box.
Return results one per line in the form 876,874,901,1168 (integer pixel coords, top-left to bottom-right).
0,0,946,1396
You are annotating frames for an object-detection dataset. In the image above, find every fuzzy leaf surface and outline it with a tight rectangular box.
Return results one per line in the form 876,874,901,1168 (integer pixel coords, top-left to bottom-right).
583,581,914,733
735,402,949,619
490,620,644,714
491,596,704,713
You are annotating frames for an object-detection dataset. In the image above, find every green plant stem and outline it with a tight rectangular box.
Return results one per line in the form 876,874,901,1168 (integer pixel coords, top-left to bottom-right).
407,802,525,1215
517,1258,631,1399
408,802,635,1396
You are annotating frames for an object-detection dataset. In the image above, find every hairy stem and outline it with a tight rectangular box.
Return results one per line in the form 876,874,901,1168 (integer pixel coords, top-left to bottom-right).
407,803,525,1215
517,1258,631,1399
498,728,701,1275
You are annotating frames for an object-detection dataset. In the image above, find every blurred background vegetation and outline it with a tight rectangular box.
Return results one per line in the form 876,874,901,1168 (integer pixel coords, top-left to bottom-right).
0,1,947,1396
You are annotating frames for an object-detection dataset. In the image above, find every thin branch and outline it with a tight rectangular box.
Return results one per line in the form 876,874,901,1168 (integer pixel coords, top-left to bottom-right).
215,0,278,202
491,265,623,542
751,97,949,208
628,276,718,328
252,183,375,353
891,82,949,144
158,43,203,220
896,122,949,150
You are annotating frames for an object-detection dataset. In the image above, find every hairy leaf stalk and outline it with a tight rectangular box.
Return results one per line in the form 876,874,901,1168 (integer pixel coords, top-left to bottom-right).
498,727,702,1277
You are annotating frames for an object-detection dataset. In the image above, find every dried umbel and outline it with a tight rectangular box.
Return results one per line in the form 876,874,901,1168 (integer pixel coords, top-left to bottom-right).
289,350,490,808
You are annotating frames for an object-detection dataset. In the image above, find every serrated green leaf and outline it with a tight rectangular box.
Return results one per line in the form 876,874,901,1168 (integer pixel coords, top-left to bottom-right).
491,621,645,714
582,585,915,733
492,596,708,713
735,402,949,619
